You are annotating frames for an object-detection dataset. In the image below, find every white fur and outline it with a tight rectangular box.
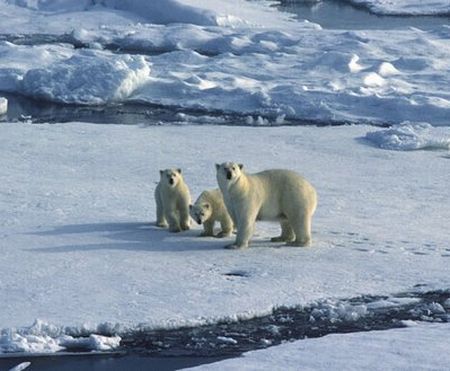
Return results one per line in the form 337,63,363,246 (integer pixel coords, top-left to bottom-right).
216,162,317,249
155,168,191,233
190,189,234,238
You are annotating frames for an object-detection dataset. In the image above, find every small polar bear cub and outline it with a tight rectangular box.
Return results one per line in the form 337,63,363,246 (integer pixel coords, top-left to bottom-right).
155,168,191,233
216,162,317,249
189,189,234,238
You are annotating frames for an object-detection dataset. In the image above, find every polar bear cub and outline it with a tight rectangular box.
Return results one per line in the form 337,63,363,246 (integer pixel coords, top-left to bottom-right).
189,189,234,238
155,168,191,233
216,162,317,249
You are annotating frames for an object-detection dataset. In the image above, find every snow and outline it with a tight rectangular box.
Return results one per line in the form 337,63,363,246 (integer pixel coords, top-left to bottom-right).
365,122,450,150
0,1,449,124
1,121,449,353
0,97,7,115
0,0,293,31
345,0,450,16
22,51,150,104
0,319,121,353
185,322,450,370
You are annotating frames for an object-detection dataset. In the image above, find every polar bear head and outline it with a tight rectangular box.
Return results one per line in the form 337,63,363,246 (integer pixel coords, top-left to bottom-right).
159,168,183,188
216,162,244,187
189,202,212,225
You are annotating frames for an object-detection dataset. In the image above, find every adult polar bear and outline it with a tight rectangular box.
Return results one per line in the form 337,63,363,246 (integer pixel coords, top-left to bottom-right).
216,162,317,249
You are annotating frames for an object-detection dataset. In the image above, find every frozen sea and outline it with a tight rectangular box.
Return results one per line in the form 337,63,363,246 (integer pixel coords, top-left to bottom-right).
0,0,449,370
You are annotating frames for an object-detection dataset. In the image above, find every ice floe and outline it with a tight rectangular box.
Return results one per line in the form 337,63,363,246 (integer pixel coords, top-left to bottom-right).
186,323,450,370
345,0,450,16
0,320,121,353
365,122,450,150
0,1,449,124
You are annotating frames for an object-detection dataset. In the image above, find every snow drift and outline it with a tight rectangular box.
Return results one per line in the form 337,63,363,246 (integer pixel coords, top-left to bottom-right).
365,122,450,150
21,51,150,104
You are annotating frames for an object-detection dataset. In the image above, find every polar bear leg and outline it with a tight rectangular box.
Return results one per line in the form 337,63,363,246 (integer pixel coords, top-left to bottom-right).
286,213,312,247
167,210,182,233
225,212,256,249
179,204,191,230
217,215,233,238
200,220,215,237
155,191,168,228
271,219,295,242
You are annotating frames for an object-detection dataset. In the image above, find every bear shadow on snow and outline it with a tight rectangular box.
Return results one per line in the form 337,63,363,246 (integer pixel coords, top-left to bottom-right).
27,222,224,253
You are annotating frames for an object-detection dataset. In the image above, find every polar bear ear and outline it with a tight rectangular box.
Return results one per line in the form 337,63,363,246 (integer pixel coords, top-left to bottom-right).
215,163,221,170
238,163,244,170
177,168,182,174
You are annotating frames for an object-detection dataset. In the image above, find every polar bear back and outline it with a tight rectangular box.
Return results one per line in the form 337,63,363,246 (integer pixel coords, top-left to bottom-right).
248,169,317,220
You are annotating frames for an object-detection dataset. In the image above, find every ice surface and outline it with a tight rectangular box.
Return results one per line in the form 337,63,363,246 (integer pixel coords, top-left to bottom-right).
1,121,449,354
7,362,31,371
365,122,450,150
345,0,450,15
185,323,450,370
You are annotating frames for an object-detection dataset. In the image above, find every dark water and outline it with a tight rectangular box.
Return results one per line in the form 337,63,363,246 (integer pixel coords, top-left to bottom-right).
120,289,450,357
277,0,450,29
0,93,358,127
0,354,229,371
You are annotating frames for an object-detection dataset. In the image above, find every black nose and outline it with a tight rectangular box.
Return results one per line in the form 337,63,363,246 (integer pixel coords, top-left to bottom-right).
226,171,232,180
169,178,174,185
197,219,202,225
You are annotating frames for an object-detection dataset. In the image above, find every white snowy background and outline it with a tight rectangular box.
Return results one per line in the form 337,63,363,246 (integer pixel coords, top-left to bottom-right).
0,0,449,368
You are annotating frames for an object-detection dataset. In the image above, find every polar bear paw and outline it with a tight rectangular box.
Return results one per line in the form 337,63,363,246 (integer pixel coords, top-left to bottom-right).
216,231,232,238
199,231,214,237
224,243,247,250
286,239,311,247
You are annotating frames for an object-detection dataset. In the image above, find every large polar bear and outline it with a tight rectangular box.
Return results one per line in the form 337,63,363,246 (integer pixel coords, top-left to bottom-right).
155,168,191,233
189,189,234,238
216,162,317,249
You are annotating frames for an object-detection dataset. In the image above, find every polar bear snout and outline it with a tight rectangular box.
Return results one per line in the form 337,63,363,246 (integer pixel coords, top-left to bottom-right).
166,175,178,187
216,162,244,184
160,169,182,187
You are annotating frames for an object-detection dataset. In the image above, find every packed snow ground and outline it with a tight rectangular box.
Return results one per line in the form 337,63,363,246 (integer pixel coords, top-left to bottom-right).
1,121,450,352
0,0,449,125
185,322,450,371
